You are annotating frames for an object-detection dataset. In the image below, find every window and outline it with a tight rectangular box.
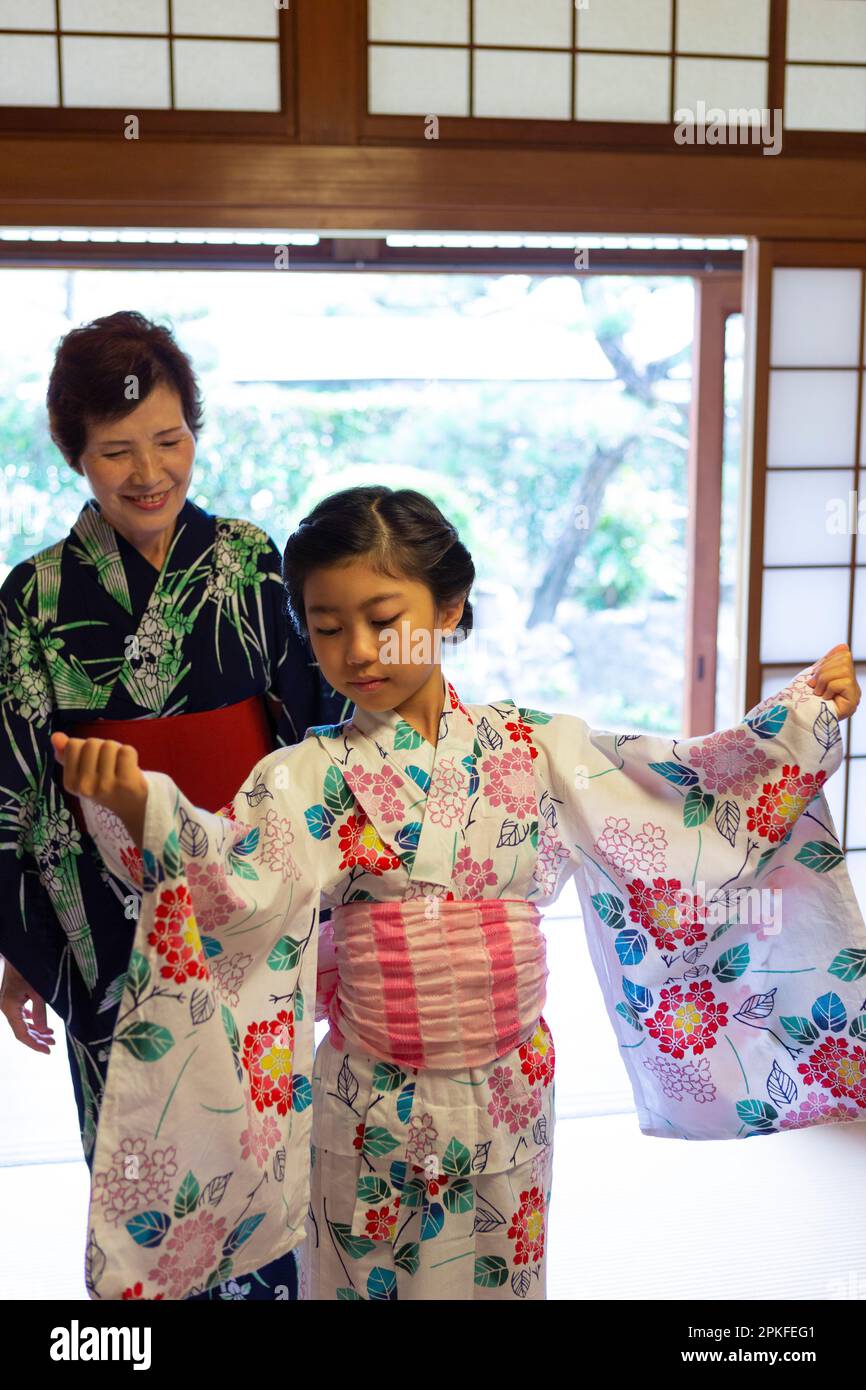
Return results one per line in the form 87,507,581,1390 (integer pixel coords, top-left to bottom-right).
0,0,291,134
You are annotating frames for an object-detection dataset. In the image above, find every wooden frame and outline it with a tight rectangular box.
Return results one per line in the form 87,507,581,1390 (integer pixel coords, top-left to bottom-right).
684,273,742,735
742,240,866,852
0,238,744,275
0,6,295,139
0,0,863,237
0,0,862,158
0,234,741,733
361,0,866,161
0,139,864,238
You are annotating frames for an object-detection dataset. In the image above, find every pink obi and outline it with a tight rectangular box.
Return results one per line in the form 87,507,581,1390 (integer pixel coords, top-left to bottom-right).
315,897,549,1071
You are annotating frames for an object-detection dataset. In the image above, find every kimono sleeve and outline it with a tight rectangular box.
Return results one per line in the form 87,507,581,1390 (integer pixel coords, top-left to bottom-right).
531,665,866,1142
258,533,353,743
0,563,71,1004
76,740,324,1301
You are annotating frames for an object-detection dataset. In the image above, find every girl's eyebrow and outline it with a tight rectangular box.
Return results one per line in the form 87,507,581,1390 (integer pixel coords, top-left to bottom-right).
308,592,404,615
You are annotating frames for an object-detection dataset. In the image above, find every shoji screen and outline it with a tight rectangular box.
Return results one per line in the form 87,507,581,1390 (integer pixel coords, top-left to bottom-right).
366,0,772,123
745,245,866,911
0,0,291,136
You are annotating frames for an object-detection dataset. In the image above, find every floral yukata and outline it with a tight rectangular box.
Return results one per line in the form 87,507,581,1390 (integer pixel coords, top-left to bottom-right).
79,665,866,1301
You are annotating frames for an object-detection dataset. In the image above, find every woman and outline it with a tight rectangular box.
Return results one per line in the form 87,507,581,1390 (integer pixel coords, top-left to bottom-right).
0,310,351,1301
55,488,864,1300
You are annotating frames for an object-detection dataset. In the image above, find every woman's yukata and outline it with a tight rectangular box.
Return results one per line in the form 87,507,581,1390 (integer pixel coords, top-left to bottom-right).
77,664,866,1301
0,495,349,1301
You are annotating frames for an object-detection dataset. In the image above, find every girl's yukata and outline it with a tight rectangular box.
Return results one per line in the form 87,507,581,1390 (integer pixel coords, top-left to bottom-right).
0,495,349,1302
77,664,866,1301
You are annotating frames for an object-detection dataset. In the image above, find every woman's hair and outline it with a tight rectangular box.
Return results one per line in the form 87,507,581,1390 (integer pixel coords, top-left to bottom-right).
282,486,475,643
46,309,204,474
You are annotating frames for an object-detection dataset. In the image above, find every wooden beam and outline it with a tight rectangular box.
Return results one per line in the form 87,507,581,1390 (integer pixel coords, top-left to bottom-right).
1,142,865,238
293,0,362,145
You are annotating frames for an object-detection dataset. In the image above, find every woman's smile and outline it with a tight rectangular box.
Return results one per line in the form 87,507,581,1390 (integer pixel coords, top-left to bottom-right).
122,483,175,511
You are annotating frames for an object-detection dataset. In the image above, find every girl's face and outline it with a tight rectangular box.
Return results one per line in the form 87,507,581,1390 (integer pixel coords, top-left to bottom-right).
304,558,465,710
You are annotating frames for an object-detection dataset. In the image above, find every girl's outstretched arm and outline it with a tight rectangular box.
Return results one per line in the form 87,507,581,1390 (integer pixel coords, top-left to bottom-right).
48,729,326,1299
50,731,148,848
524,644,865,1141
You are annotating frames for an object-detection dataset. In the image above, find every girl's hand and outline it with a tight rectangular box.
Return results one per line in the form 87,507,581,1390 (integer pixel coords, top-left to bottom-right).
806,643,861,721
50,732,148,849
0,957,55,1054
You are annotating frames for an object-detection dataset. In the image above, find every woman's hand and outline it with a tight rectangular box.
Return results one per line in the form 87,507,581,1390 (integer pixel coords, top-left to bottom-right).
807,642,861,721
50,732,148,849
0,957,55,1054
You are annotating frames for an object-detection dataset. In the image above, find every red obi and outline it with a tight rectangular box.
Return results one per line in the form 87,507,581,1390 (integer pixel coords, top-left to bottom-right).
55,693,275,836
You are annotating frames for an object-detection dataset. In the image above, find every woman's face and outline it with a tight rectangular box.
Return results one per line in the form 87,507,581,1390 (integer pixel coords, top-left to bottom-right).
304,558,465,710
78,381,195,544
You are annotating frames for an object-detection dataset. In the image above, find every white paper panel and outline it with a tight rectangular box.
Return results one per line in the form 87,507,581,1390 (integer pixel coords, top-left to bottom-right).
677,0,769,57
844,849,866,911
172,0,279,38
576,54,670,122
785,66,866,132
475,0,571,49
824,742,852,828
760,667,801,701
858,371,866,565
828,769,848,843
62,36,170,107
846,758,866,847
854,570,866,661
851,668,866,755
0,0,55,27
368,0,468,44
368,44,469,116
763,469,856,566
787,0,866,63
0,35,58,104
61,0,167,32
771,269,862,368
674,56,767,116
475,49,571,119
767,371,859,469
173,38,279,110
577,0,671,52
760,567,852,663
854,376,866,563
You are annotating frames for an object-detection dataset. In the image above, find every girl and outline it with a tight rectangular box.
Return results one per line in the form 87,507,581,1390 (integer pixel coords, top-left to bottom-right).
53,486,864,1302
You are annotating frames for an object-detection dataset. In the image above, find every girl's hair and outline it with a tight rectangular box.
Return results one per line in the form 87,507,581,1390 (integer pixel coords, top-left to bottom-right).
46,309,204,474
282,486,475,642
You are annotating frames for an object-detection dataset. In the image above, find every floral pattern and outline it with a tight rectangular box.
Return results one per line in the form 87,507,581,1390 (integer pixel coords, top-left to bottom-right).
596,816,670,877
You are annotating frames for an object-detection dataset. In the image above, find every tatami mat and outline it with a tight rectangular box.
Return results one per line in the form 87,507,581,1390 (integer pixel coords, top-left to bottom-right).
3,1110,866,1300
